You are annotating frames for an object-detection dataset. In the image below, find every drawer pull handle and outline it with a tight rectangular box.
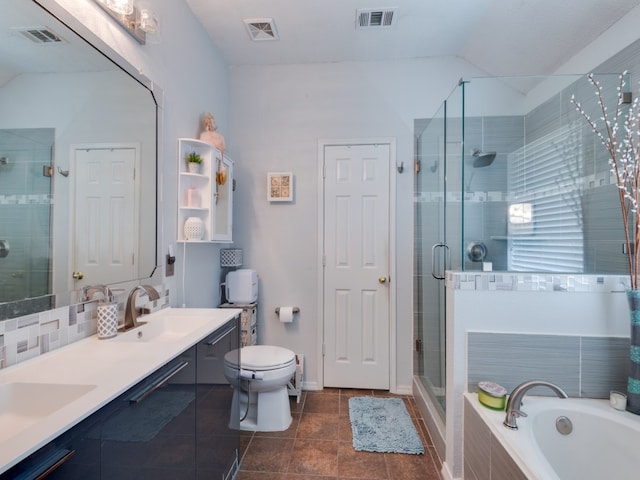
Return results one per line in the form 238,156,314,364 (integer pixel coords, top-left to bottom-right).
206,323,237,346
16,448,76,480
129,360,189,404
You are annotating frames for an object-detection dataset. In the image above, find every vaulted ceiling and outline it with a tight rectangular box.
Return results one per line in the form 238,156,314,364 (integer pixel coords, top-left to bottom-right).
186,0,640,76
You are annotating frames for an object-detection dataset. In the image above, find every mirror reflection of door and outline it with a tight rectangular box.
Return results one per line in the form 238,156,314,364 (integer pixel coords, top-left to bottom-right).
73,145,139,288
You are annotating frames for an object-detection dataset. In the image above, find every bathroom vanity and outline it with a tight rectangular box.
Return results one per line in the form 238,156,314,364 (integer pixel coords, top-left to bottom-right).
0,308,241,479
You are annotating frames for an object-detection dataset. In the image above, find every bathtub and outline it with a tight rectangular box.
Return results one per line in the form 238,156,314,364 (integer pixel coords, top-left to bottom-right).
464,392,640,479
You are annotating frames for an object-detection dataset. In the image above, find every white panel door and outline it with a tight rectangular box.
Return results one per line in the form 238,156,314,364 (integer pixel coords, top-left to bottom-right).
73,147,137,288
323,143,390,389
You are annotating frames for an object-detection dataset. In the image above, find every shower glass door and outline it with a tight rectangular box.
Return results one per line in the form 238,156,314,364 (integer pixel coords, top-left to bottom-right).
414,85,464,418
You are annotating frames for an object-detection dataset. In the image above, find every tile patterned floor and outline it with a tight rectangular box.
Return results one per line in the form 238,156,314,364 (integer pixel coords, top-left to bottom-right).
237,389,442,480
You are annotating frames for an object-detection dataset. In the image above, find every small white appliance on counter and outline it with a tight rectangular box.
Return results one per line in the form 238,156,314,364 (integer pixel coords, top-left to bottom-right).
225,269,258,304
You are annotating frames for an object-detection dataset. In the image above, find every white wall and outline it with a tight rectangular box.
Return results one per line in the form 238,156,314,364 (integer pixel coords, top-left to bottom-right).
229,58,487,391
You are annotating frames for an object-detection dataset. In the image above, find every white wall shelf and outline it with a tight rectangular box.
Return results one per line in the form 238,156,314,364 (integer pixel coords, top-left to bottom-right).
177,138,234,243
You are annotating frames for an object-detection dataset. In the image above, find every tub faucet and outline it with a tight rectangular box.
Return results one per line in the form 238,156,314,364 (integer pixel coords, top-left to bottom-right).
124,285,160,330
503,380,568,430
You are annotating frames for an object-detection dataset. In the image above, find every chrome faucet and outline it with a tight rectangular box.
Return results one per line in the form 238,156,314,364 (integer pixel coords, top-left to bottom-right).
503,380,568,430
124,285,160,330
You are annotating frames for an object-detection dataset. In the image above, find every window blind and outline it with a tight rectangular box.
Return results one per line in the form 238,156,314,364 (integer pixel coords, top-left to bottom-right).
508,123,584,272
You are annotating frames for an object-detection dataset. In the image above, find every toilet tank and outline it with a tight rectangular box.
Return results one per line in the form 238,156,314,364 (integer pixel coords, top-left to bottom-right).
225,269,258,304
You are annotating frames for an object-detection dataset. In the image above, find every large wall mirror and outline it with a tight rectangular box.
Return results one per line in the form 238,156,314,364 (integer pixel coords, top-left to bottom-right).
0,0,158,320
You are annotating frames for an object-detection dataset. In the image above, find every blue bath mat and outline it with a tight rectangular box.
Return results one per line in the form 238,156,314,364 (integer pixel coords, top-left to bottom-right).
348,396,424,455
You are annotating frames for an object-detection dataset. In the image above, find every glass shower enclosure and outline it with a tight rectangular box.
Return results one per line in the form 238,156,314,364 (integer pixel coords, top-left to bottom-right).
414,73,626,420
0,128,53,303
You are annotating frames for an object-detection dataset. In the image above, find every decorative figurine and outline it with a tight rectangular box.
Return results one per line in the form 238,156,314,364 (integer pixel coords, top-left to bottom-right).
199,112,226,152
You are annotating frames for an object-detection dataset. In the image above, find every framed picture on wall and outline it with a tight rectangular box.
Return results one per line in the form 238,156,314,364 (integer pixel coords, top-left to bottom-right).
267,172,293,202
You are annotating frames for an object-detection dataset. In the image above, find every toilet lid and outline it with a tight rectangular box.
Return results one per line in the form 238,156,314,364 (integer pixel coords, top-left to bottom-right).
225,345,295,370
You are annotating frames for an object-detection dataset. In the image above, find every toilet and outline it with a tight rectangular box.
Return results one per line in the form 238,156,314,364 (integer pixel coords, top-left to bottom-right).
224,345,297,432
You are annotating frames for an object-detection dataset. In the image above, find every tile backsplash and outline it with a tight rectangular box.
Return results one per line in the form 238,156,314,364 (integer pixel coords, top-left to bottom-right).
447,271,627,293
0,285,168,370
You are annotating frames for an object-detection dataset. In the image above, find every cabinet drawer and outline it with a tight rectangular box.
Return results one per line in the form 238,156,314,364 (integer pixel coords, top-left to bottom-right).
0,414,101,480
101,348,197,478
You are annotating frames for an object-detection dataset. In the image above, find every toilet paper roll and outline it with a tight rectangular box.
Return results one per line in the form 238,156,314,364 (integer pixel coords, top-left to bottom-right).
278,306,294,323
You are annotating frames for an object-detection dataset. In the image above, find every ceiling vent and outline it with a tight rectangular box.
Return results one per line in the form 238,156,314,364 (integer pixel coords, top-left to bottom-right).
15,26,64,44
243,18,279,41
356,8,397,29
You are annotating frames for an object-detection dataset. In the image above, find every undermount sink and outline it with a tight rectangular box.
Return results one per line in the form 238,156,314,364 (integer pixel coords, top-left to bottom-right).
110,314,212,343
0,382,96,443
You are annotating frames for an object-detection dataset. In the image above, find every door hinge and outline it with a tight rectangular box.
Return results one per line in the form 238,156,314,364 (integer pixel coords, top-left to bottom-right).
322,344,325,356
415,339,422,353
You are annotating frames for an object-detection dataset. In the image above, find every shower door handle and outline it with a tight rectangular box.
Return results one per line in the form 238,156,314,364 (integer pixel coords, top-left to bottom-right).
431,243,450,280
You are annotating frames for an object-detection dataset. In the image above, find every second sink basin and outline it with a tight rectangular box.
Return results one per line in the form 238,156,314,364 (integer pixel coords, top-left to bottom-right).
111,314,213,343
0,382,96,443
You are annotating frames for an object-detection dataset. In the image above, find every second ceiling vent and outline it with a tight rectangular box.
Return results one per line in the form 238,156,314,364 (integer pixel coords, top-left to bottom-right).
243,18,279,41
14,26,64,44
356,7,397,29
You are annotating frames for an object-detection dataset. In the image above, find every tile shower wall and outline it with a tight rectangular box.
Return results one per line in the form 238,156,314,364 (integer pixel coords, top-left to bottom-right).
0,286,168,370
462,115,523,272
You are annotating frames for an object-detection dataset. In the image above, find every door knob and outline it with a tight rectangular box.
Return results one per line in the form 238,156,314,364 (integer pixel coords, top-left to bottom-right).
72,271,84,280
378,276,387,284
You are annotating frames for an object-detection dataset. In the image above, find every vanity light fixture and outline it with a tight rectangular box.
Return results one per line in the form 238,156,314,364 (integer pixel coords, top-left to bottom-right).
105,0,133,15
93,0,159,44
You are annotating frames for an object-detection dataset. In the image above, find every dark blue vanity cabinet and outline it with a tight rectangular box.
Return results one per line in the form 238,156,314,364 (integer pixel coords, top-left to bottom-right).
196,318,240,478
100,346,198,478
0,413,102,479
1,316,240,480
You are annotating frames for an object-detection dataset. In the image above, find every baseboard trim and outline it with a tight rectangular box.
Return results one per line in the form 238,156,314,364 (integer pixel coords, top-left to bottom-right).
302,381,322,391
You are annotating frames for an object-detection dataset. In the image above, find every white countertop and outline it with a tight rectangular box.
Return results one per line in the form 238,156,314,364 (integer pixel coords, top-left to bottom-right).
0,307,241,474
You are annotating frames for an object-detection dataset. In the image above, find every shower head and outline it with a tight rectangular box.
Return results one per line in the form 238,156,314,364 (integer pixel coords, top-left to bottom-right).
471,149,496,168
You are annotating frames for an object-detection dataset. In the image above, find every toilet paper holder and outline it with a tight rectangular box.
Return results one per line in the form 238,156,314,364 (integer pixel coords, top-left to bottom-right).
275,307,300,315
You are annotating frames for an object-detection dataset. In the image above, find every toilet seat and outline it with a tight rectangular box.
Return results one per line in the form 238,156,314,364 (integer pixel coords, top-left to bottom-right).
225,345,295,371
